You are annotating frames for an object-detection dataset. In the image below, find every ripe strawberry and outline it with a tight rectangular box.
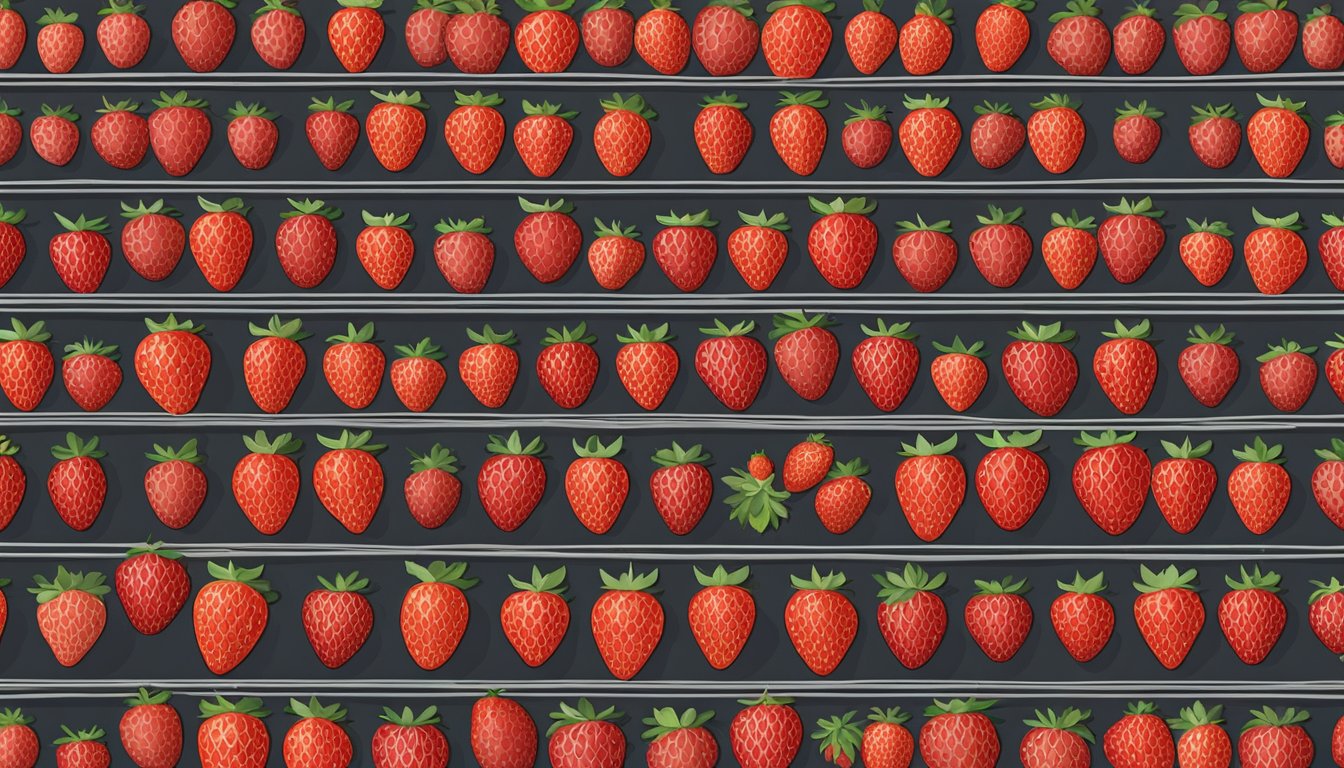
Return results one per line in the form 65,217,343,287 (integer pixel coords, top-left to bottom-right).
970,101,1026,168
898,93,960,176
761,0,832,76
444,90,505,175
403,444,460,529
447,0,510,72
851,319,918,411
514,0,579,71
1073,430,1150,535
30,104,79,166
694,92,752,176
224,102,277,170
895,434,964,541
1314,438,1344,529
1326,334,1344,405
1152,438,1217,533
1174,1,1230,73
1051,571,1114,661
846,0,897,73
0,436,21,531
645,708,717,768
1113,100,1163,163
1244,207,1306,294
117,199,182,280
872,563,947,669
1179,218,1234,286
965,576,1032,662
471,690,538,768
1047,0,1109,73
372,707,450,768
91,98,148,170
921,699,1000,768
899,0,953,73
807,196,876,289
120,689,183,768
53,726,110,768
0,102,20,166
784,567,857,675
693,0,758,74
1113,1,1164,73
173,0,235,71
197,696,270,768
1134,564,1204,669
135,314,210,414
28,566,109,666
0,2,25,71
781,433,832,492
1167,701,1231,768
615,323,676,409
771,90,828,176
478,431,546,530
1228,436,1291,533
1002,320,1078,415
731,693,803,768
148,90,211,177
400,559,477,669
143,440,206,528
584,219,644,290
1104,702,1175,768
1257,339,1317,411
0,318,51,411
593,92,655,177
688,564,754,668
1041,209,1097,288
275,198,341,288
1310,576,1344,655
428,216,492,292
251,0,305,69
282,698,353,768
813,458,870,533
770,310,838,400
841,100,891,168
193,561,275,674
301,571,373,668
1235,0,1297,71
1304,4,1344,68
1180,324,1240,406
1098,196,1166,283
537,322,599,408
366,90,427,172
892,214,956,291
327,0,384,72
548,699,625,768
460,325,519,407
696,319,766,410
591,565,663,679
306,96,359,171
747,451,774,480
242,315,308,413
0,709,37,768
1028,93,1085,173
582,0,633,66
1189,103,1242,168
515,196,582,282
969,204,1032,288
652,209,716,290
35,8,82,72
976,0,1033,72
59,338,119,413
354,210,414,289
390,338,446,412
650,442,713,534
0,203,23,285
1093,318,1157,413
565,435,628,534
501,564,570,665
232,430,303,535
1248,93,1309,177
1218,564,1284,664
514,100,576,177
1323,214,1344,286
1021,708,1094,768
1240,708,1314,768
47,433,107,530
635,0,690,72
974,429,1047,531
313,429,387,534
115,541,190,635
322,322,382,409
404,0,450,65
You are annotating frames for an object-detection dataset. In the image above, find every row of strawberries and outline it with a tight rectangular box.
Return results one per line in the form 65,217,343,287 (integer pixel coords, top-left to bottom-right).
4,0,1341,79
4,694,1335,768
4,89,1341,178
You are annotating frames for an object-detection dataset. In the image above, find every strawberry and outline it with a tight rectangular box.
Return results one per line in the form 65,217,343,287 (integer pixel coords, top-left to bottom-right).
731,693,802,768
28,566,109,666
1314,438,1344,529
899,0,953,73
501,564,570,665
696,319,766,410
1051,571,1114,662
135,314,210,414
970,101,1026,168
405,0,450,65
591,565,663,678
593,92,655,177
366,90,427,172
1041,209,1097,288
0,436,21,531
537,322,599,408
119,199,182,280
232,430,303,535
1174,1,1230,73
1113,1,1164,74
120,688,183,768
932,338,988,411
969,204,1032,288
612,323,676,409
974,430,1047,531
1328,333,1344,403
313,429,387,534
372,707,450,768
115,541,189,635
1218,564,1284,664
356,210,414,289
892,214,956,291
460,325,519,407
693,0,759,74
1027,93,1085,173
694,92,752,175
514,0,579,71
965,576,1032,662
197,696,270,768
0,102,20,166
282,698,353,768
635,0,690,72
813,458,870,533
1244,207,1306,294
851,319,918,410
1104,702,1175,768
225,102,277,170
447,0,510,72
301,572,372,668
47,433,106,530
1240,708,1314,768
243,315,308,413
920,699,1000,768
404,444,460,529
391,338,446,412
251,0,305,69
1247,93,1309,177
400,560,477,669
1047,0,1109,74
0,710,36,768
1179,218,1234,286
431,216,494,292
748,451,774,479
782,433,833,491
48,213,110,293
30,104,79,166
0,203,23,285
1134,564,1204,669
275,198,341,288
478,431,546,530
784,567,857,675
846,0,897,73
583,0,634,66
35,8,81,72
645,708,717,768
1073,430,1150,535
1189,103,1242,168
807,196,876,289
652,209,716,290
770,310,838,400
193,561,275,674
173,0,235,71
322,322,383,409
1093,318,1157,413
650,442,713,534
1257,339,1316,411
1152,438,1217,533
1310,576,1344,655
0,318,51,410
516,197,582,282
896,434,964,541
1113,100,1163,163
328,0,384,72
1322,214,1344,286
1021,708,1094,768
514,100,576,177
143,440,206,528
565,435,628,534
53,726,109,768
60,338,119,412
811,712,860,768
688,564,754,668
148,90,211,177
1229,436,1290,533
471,690,538,768
976,0,1033,71
771,90,828,176
444,90,505,175
91,98,148,170
0,2,24,71
1235,0,1298,71
724,460,790,532
1002,320,1078,415
898,93,960,176
1304,4,1344,68
1180,324,1240,406
1098,196,1166,284
587,219,644,289
547,699,625,768
841,100,891,168
1167,702,1231,768
306,96,359,171
760,0,832,76
873,563,946,669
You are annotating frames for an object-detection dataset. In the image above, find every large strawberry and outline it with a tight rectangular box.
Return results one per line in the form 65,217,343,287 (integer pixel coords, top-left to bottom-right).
1097,196,1165,283
1051,571,1114,662
846,0,897,73
514,0,579,71
0,708,37,768
1247,93,1309,177
1174,1,1230,73
514,100,576,177
232,431,302,534
613,323,675,409
1315,438,1344,529
1228,437,1291,534
460,325,519,408
652,209,717,291
432,216,494,293
515,197,582,282
1304,3,1344,69
650,442,713,534
357,209,415,290
135,314,210,414
591,565,663,679
366,90,428,172
143,439,207,529
400,559,477,669
582,0,633,66
899,93,960,176
731,694,802,768
1239,708,1314,768
896,434,964,541
328,0,384,72
920,699,1000,768
49,213,111,293
645,708,717,768
807,196,876,289
478,431,547,531
841,100,892,168
0,2,25,71
197,696,270,768
444,90,505,175
98,2,148,68
1257,339,1316,411
1244,207,1306,294
977,1,1033,71
1152,438,1217,533
687,564,754,669
193,560,276,674
251,0,305,69
694,92,753,175
1002,320,1078,416
275,198,341,288
243,315,308,413
1039,209,1098,286
968,204,1031,288
282,698,353,768
190,196,252,291
1309,577,1344,656
120,688,183,768
974,429,1047,531
693,0,758,74
785,567,857,675
1047,0,1109,74
1167,701,1231,768
323,322,383,409
1235,0,1297,71
500,564,569,665
1021,708,1094,768
537,322,599,408
1189,103,1242,168
313,429,386,534
696,319,767,410
115,541,190,635
1133,564,1204,669
547,699,625,768
372,707,450,768
403,0,450,67
760,0,832,76
173,0,235,71
306,96,359,171
53,726,109,768
471,690,538,768
48,433,107,531
873,563,946,668
635,0,690,72
1027,93,1085,174
1072,430,1150,535
0,318,52,411
447,0,510,72
769,311,838,400
391,338,446,412
971,101,1026,168
782,433,833,493
770,90,828,176
1218,564,1284,664
28,566,110,666
148,91,211,177
1104,702,1174,768
301,572,373,669
566,435,628,534
850,318,918,411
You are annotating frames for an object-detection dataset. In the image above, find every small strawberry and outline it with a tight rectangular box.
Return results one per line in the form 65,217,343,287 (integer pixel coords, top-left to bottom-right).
1322,214,1344,287
892,214,956,292
1180,324,1240,407
693,0,759,75
515,0,581,73
282,698,353,768
400,559,477,669
874,564,947,668
964,576,1032,662
305,96,359,171
446,0,510,72
91,98,148,170
313,429,386,534
1047,0,1109,74
1244,207,1306,294
323,321,384,409
357,210,415,290
61,338,121,412
327,0,384,72
1180,218,1234,286
143,440,207,529
1133,564,1204,669
547,699,626,768
899,0,953,73
719,211,787,290
635,0,690,73
688,565,754,668
172,0,236,72
1041,209,1098,288
1174,1,1230,74
232,430,303,535
650,442,713,534
0,318,52,411
975,429,1047,531
444,90,505,175
196,696,270,768
811,712,861,768
403,444,460,529
35,8,82,73
225,102,277,170
615,323,677,410
782,433,833,492
896,434,964,541
193,560,277,674
1002,320,1078,416
433,216,494,293
770,90,828,176
1235,0,1298,72
120,688,183,768
1313,438,1344,529
846,0,897,73
583,0,633,66
372,707,450,767
1092,318,1157,414
1189,103,1242,169
478,431,546,531
898,93,960,176
1239,708,1314,768
652,209,717,291
976,0,1034,72
0,437,22,531
406,0,451,66
761,0,833,77
1073,430,1150,535
748,451,774,479
785,566,857,675
566,435,628,534
969,204,1032,288
1152,438,1217,533
0,203,24,286
1021,708,1094,768
1027,93,1085,173
275,198,341,289
390,338,446,412
770,310,838,400
1113,99,1163,163
28,565,109,666
1303,4,1344,69
1051,571,1114,662
301,571,373,668
1113,1,1164,74
929,337,988,411
807,196,877,289
537,322,599,408
460,325,519,408
243,315,308,414
694,92,752,175
515,196,582,282
251,0,305,69
30,104,79,166
1218,564,1285,664
47,433,107,530
852,318,919,411
1167,701,1232,768
366,89,428,172
1257,338,1317,411
920,699,1000,768
645,708,718,768
723,460,790,533
1105,702,1175,768
119,199,183,280
1229,436,1291,533
115,541,190,635
148,90,211,177
514,100,577,177
970,101,1026,168
1247,93,1309,178
1098,195,1166,284
594,92,655,177
696,319,766,410
813,458,870,533
500,565,569,666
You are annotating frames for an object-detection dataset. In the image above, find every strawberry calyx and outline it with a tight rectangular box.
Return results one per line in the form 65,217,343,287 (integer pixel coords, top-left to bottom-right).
309,96,356,113
707,0,755,15
453,90,504,108
0,318,50,343
100,0,145,15
1255,93,1308,116
913,0,952,20
1048,209,1096,231
0,100,19,117
1123,701,1161,716
1224,564,1280,592
97,97,140,114
694,564,750,587
205,561,278,602
228,101,276,120
242,430,303,456
594,218,640,239
1316,437,1344,462
379,706,442,727
765,0,835,13
54,726,105,745
737,210,790,230
656,209,717,228
585,0,626,12
1023,708,1094,742
1238,0,1290,10
1327,111,1344,127
770,310,836,340
723,467,790,532
826,457,868,480
809,196,876,216
521,99,578,119
255,0,302,17
973,576,1030,595
121,199,179,220
199,696,269,719
508,564,568,595
453,0,504,13
777,90,829,108
894,214,953,234
316,429,387,454
1102,318,1152,340
1231,436,1284,464
1122,0,1156,16
862,318,917,340
1056,571,1106,594
337,0,383,7
791,566,848,591
1134,564,1198,593
1242,707,1309,732
1031,93,1081,111
1115,100,1164,121
652,441,710,467
973,100,1018,117
976,205,1024,226
1160,437,1213,459
898,433,957,456
1167,701,1224,729
573,434,623,458
600,92,657,119
404,560,479,588
599,564,659,591
370,90,429,109
1185,217,1232,236
315,571,370,593
1308,4,1335,20
1309,576,1344,603
0,435,18,457
977,429,1043,449
152,90,209,110
617,323,672,344
1048,0,1099,20
738,691,795,706
363,210,413,229
282,198,342,221
325,321,376,345
435,216,491,234
485,430,545,457
924,698,997,716
0,709,30,727
700,318,757,338
285,698,348,723
144,314,205,336
700,91,748,110
542,322,597,347
1186,323,1234,345
1190,102,1237,124
901,93,951,111
515,0,576,11
394,337,446,360
1103,196,1164,218
125,539,183,560
1010,320,1076,344
547,699,622,736
932,336,986,356
1174,1,1226,24
50,433,106,460
643,708,714,742
408,443,458,474
1073,429,1138,449
844,100,888,124
1250,207,1303,231
811,711,862,765
125,688,172,708
874,563,946,603
145,438,204,465
39,104,78,122
29,566,110,604
196,196,251,215
37,7,77,24
1324,213,1344,228
248,315,310,341
53,213,109,233
0,204,24,225
519,196,575,214
1256,339,1315,362
868,706,912,724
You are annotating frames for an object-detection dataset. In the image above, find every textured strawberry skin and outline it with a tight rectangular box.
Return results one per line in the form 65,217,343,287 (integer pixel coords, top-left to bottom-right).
770,104,827,176
358,224,414,290
514,10,579,72
1247,107,1309,178
876,590,946,669
0,455,26,531
891,230,957,292
650,463,712,534
1228,461,1291,534
1113,13,1164,74
1235,8,1298,72
283,717,352,768
965,593,1032,662
1094,337,1157,414
50,231,111,293
1021,727,1089,768
976,3,1030,71
1027,107,1085,174
808,212,876,289
1259,352,1316,412
190,211,252,291
1189,115,1241,169
1176,724,1231,768
478,455,545,531
692,4,759,75
516,212,582,282
920,713,1000,768
471,694,538,768
0,219,23,287
0,339,52,411
1050,591,1114,662
232,453,300,534
731,704,802,768
694,105,753,175
323,342,384,410
404,467,461,529
896,455,966,542
366,104,426,173
976,447,1047,531
1002,341,1077,416
144,459,207,529
688,584,754,669
1179,341,1239,407
37,590,105,666
372,723,450,768
537,341,599,409
1072,443,1151,535
172,0,235,72
851,335,917,411
243,336,305,414
774,327,838,401
460,343,518,408
652,226,715,291
0,113,20,166
115,552,190,635
900,14,952,74
122,213,184,280
1218,588,1285,664
695,336,766,411
301,589,373,668
306,110,359,171
969,221,1032,288
36,22,81,73
148,106,211,177
761,5,830,77
251,7,305,69
1104,714,1175,768
135,331,211,414
591,590,663,679
846,10,897,74
49,456,107,531
92,111,149,170
1047,15,1110,75
514,115,574,178
445,104,505,175
120,702,183,768
400,581,469,670
1239,725,1313,768
197,712,269,768
583,6,634,66
566,456,628,533
227,115,278,170
1134,588,1204,669
312,449,385,534
899,108,961,177
448,12,511,73
595,110,651,177
615,342,677,410
549,721,624,768
0,8,26,71
1152,457,1217,533
784,590,857,675
635,6,690,73
193,581,268,674
932,352,988,412
842,118,892,169
500,589,568,666
29,115,79,166
1041,226,1097,289
391,356,446,413
1174,15,1230,74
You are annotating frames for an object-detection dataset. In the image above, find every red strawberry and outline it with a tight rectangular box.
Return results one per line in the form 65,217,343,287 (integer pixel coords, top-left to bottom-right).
391,338,446,412
30,104,79,166
232,430,303,535
1325,333,1344,403
1113,100,1163,163
851,319,918,411
813,457,870,533
1174,1,1230,73
197,696,270,768
593,92,654,177
964,576,1032,662
1093,318,1157,414
1104,702,1175,768
695,319,766,410
47,433,107,530
301,571,373,668
0,318,52,410
251,0,305,69
400,559,476,669
582,0,633,65
1304,4,1344,68
515,197,582,282
537,322,599,408
0,436,21,531
652,210,716,290
895,434,964,541
1244,207,1306,294
969,204,1032,288
514,0,579,71
478,431,546,531
635,0,690,72
1228,437,1291,533
1113,1,1164,73
0,102,21,166
1027,93,1085,173
650,442,713,534
1021,708,1094,768
898,93,960,176
500,565,569,666
587,219,643,289
1322,213,1344,286
48,213,110,293
144,440,207,529
782,433,833,492
447,0,510,72
1152,438,1217,533
841,100,891,168
931,337,988,411
1168,702,1231,768
1257,339,1316,411
892,214,956,292
432,216,494,293
91,98,148,170
323,322,383,409
1247,93,1309,177
688,565,755,668
28,565,109,666
615,323,677,410
1314,438,1344,529
148,90,211,177
115,541,190,635
1073,430,1150,535
974,429,1047,531
1240,708,1314,768
306,96,359,171
193,561,275,674
548,699,625,768
747,451,774,480
694,92,752,175
1179,218,1234,286
692,0,758,74
120,688,183,768
1040,209,1097,289
784,567,857,675
565,435,628,533
873,564,946,668
460,325,519,407
514,100,576,177
770,90,828,176
243,315,308,413
403,445,460,529
1179,324,1240,407
730,693,802,768
282,698,353,768
1218,564,1284,664
173,0,235,71
1189,103,1241,168
920,699,1000,768
357,210,414,290
0,3,26,71
1051,571,1114,662
1098,196,1166,283
1047,0,1109,74
134,314,210,414
471,691,538,768
976,0,1032,71
1235,0,1298,71
761,0,832,77
1133,564,1204,669
225,102,277,170
1310,576,1344,655
61,338,120,412
770,310,838,400
119,199,183,280
1002,320,1078,415
445,90,505,175
313,429,386,534
0,203,23,285
275,198,341,288
53,726,109,768
327,0,384,72
35,8,82,72
366,90,428,172
899,0,953,73
645,708,717,768
591,565,663,679
807,196,876,289
405,0,450,65
372,707,450,767
970,101,1026,168
846,0,897,73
